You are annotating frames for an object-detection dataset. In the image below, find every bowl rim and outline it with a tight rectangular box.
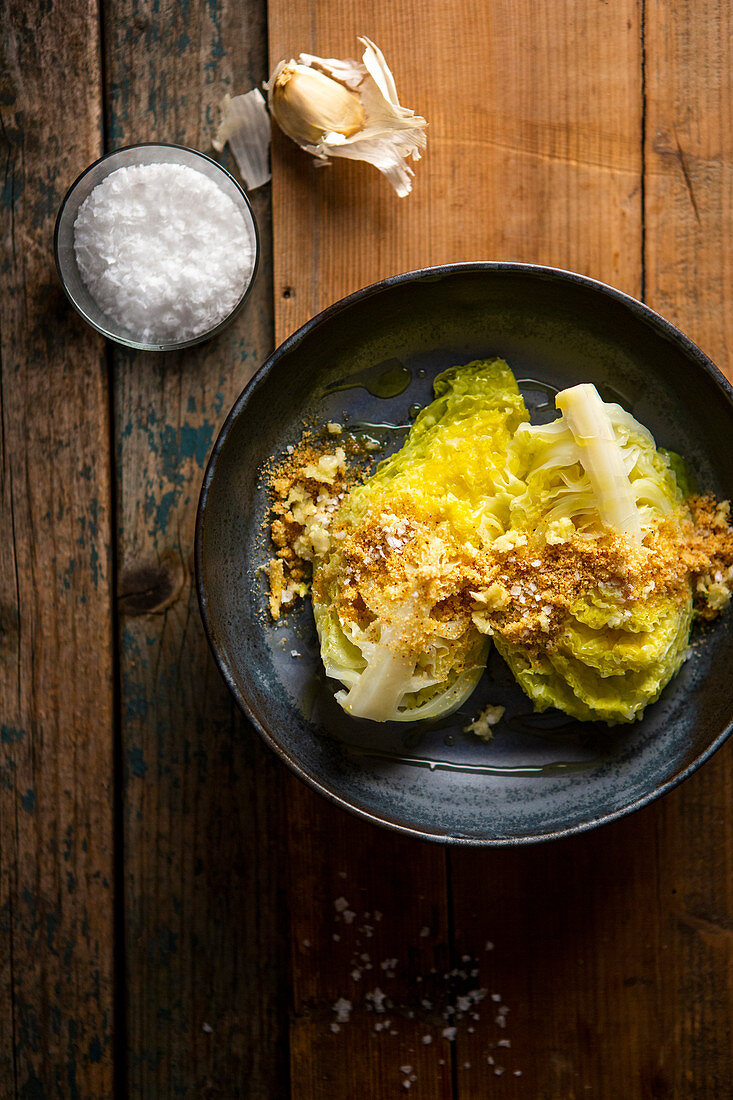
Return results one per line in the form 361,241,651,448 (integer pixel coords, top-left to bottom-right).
195,260,733,845
53,142,260,352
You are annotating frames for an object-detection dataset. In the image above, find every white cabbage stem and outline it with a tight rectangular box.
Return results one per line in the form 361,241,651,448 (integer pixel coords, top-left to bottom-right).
339,616,416,720
556,383,643,543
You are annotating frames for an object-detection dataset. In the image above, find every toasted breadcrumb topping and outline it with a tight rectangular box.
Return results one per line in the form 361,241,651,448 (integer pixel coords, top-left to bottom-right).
266,425,733,659
264,431,373,619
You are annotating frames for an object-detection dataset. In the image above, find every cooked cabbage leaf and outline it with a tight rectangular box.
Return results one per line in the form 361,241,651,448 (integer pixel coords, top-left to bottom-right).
498,383,691,723
312,359,528,721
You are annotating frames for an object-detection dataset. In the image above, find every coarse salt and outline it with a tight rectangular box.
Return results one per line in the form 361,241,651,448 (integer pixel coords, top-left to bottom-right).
74,162,255,343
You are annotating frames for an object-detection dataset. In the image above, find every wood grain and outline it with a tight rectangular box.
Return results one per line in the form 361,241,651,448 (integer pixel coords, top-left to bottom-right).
0,2,115,1096
287,787,452,1100
645,0,733,382
101,1,287,1095
268,0,732,1097
640,2,733,1094
270,0,643,340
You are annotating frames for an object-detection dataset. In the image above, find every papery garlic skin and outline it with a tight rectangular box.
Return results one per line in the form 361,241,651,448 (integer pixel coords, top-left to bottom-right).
213,89,272,190
266,37,427,197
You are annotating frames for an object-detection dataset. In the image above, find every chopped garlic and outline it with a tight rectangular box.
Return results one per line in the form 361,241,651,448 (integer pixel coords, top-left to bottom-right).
491,531,527,553
266,37,427,197
464,704,505,741
302,448,347,483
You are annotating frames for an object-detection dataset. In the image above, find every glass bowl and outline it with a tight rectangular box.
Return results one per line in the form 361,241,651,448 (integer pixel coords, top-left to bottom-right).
54,143,260,352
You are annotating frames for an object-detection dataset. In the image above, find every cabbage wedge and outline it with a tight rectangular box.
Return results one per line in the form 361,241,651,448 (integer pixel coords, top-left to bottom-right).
494,383,692,723
312,359,528,721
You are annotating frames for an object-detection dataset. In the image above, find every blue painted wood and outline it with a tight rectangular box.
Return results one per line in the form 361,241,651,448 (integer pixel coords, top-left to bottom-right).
102,0,288,1095
0,2,115,1095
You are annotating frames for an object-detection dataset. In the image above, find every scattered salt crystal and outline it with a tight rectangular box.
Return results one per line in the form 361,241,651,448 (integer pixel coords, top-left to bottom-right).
494,1066,505,1076
464,1062,471,1069
498,1038,511,1048
491,993,501,1002
419,926,430,937
366,988,387,1012
334,897,349,912
332,933,341,942
333,998,352,1023
343,910,356,924
74,163,255,343
401,1083,411,1092
331,1022,340,1033
442,1027,457,1041
400,1065,412,1074
202,1022,213,1033
422,1035,432,1045
302,939,311,948
485,941,494,952
514,1070,523,1077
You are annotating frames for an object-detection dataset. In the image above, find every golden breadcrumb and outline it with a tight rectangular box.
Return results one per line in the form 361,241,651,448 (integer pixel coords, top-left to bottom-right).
265,428,733,653
263,428,374,618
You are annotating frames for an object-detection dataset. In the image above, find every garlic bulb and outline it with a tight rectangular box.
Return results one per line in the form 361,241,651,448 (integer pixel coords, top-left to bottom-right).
266,37,428,197
272,65,365,144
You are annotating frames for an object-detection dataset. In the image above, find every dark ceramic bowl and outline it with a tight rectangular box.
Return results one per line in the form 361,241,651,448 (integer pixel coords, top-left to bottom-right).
195,263,733,844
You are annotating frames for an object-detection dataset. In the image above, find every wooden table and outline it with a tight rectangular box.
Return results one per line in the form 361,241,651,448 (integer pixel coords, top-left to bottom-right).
1,1,731,1096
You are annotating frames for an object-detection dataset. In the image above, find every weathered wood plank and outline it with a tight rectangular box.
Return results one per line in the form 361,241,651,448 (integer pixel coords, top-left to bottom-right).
640,1,733,1094
645,0,733,383
270,0,643,343
101,1,287,1095
286,787,452,1100
267,1,645,1095
451,2,731,1094
0,2,115,1096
